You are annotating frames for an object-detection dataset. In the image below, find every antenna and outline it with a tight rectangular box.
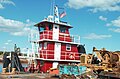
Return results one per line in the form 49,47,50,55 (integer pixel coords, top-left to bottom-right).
53,0,55,16
54,5,60,23
50,0,53,15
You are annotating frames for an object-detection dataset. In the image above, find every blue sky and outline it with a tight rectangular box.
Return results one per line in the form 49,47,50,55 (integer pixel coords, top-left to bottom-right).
0,0,120,53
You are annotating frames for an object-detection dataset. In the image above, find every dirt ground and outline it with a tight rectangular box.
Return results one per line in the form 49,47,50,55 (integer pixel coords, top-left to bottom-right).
0,73,60,79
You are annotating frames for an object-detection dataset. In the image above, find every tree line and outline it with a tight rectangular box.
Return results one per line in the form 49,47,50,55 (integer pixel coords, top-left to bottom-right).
0,51,11,55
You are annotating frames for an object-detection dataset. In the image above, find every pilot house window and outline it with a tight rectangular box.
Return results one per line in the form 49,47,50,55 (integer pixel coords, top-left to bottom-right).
40,27,46,32
60,27,66,33
48,24,53,30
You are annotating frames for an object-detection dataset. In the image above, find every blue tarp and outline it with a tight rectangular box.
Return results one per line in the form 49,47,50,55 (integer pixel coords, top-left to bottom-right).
59,65,86,76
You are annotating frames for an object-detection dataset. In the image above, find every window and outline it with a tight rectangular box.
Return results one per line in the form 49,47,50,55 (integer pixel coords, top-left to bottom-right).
60,26,66,33
40,27,46,32
48,24,52,30
39,43,42,50
66,44,71,51
44,42,47,49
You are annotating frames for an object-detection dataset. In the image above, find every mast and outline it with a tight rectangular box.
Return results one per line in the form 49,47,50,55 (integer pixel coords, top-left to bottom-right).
49,0,60,23
54,5,59,23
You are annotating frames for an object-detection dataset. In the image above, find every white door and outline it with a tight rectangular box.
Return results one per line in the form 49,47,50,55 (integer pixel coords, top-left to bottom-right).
54,43,61,60
53,24,59,40
53,62,58,68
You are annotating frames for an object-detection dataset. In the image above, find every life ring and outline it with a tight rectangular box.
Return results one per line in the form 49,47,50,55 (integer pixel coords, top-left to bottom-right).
69,53,75,59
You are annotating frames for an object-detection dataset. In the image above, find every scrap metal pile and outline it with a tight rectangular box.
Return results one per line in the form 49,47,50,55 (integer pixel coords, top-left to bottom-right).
79,47,120,78
50,47,120,79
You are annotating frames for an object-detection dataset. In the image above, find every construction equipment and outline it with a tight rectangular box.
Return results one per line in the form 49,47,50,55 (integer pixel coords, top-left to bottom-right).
93,47,120,69
79,47,120,79
2,44,24,74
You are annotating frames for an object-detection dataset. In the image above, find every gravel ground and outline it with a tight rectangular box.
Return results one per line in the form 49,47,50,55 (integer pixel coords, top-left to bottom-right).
0,73,60,79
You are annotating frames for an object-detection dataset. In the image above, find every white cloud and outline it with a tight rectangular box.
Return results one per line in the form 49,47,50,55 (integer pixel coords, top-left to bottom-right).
106,23,111,27
3,46,6,49
106,16,120,27
7,40,12,42
111,17,120,27
26,19,30,23
11,27,31,36
0,16,36,36
0,16,25,29
109,28,120,33
4,42,8,45
66,0,120,12
99,16,107,21
0,0,15,9
106,16,120,33
0,3,4,9
83,33,112,39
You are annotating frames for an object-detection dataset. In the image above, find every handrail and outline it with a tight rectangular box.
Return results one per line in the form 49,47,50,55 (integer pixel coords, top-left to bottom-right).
7,50,81,61
40,30,80,44
39,50,80,60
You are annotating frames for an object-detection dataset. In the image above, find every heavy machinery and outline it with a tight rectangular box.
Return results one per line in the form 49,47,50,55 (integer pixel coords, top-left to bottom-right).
2,44,24,74
79,47,120,79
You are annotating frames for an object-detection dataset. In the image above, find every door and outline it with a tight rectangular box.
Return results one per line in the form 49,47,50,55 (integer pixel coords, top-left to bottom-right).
53,62,58,68
54,43,61,60
53,24,59,40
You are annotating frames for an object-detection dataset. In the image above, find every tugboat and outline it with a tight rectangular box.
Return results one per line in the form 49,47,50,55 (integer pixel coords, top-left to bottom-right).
30,5,86,73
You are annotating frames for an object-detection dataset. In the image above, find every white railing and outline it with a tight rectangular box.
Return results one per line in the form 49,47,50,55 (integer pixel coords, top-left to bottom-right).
40,30,53,40
59,34,80,44
7,52,40,59
40,30,80,44
39,50,81,61
29,30,39,42
7,50,81,62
